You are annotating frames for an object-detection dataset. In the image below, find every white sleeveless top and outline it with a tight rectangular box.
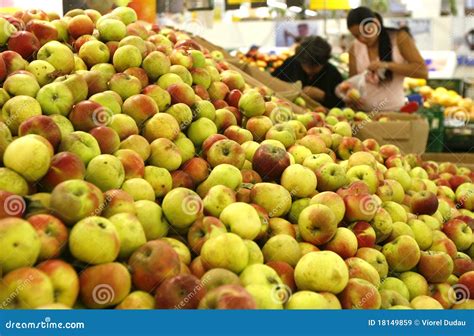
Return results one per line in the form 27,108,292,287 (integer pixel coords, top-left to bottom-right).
353,32,406,112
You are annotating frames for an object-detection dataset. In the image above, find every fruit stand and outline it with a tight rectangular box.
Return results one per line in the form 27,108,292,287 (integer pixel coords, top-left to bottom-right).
0,4,473,317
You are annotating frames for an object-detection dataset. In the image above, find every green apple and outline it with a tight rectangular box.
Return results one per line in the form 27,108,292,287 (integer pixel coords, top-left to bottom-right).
134,200,169,240
285,291,328,309
345,257,380,287
187,118,218,147
407,219,433,250
174,135,195,163
143,166,172,198
387,221,414,241
1,95,42,135
37,41,75,75
148,138,182,171
69,216,120,264
203,185,236,217
162,237,191,265
245,284,283,309
280,164,317,198
355,247,389,280
239,89,265,117
59,131,100,165
27,60,57,86
36,82,75,116
116,291,155,309
4,135,52,182
142,51,171,81
50,114,74,139
0,121,11,164
37,259,79,307
346,165,379,194
109,213,146,259
382,201,408,223
4,73,40,97
250,183,292,218
310,191,345,225
303,153,334,172
262,234,301,267
399,273,429,300
85,154,125,192
294,251,349,294
0,218,40,273
333,121,352,137
0,17,17,45
385,167,412,191
379,277,410,300
240,264,283,288
162,187,203,230
244,240,264,265
197,164,242,198
113,45,142,72
382,235,421,272
298,204,337,245
121,178,155,201
219,202,261,240
90,90,123,115
97,18,126,41
201,232,249,273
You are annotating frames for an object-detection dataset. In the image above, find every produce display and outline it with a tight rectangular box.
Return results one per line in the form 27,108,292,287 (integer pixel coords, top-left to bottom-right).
0,7,473,311
235,47,293,73
405,78,473,123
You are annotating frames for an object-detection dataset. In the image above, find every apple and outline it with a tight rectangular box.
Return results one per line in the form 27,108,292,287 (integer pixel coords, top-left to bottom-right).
337,137,364,160
113,45,142,73
196,164,242,198
266,124,296,149
339,278,381,309
201,233,249,273
345,257,381,287
294,251,348,294
380,290,410,309
2,50,28,74
453,252,474,277
69,216,120,264
250,183,292,218
3,135,52,182
39,152,86,192
262,234,301,267
198,284,256,309
1,95,42,135
348,221,376,248
382,235,421,272
18,115,61,149
143,113,180,142
417,251,453,283
251,144,291,182
385,167,412,191
149,138,182,171
4,72,40,97
7,31,40,59
25,19,58,46
458,271,474,300
406,219,432,250
79,262,131,309
121,178,155,201
344,194,378,222
36,82,75,116
206,139,245,169
387,221,415,241
322,228,358,259
442,218,473,251
155,274,205,309
162,187,203,230
0,218,40,273
97,18,126,41
316,163,348,192
0,267,54,308
201,268,240,291
79,40,110,67
411,295,443,309
239,89,265,118
120,135,151,161
410,191,439,215
109,72,142,100
37,259,79,307
346,165,379,194
116,291,155,309
27,214,67,261
280,164,317,198
355,247,388,280
37,41,74,75
101,189,136,218
85,154,125,192
108,213,146,259
214,108,237,131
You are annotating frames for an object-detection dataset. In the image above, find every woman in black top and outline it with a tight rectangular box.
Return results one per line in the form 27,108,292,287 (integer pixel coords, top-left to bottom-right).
272,36,344,108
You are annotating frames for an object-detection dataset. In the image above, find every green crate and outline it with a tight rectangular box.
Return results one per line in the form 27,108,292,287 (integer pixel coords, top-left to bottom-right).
417,105,445,152
427,79,464,94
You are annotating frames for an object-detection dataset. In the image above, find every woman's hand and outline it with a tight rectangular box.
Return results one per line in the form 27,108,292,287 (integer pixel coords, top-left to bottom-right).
303,86,325,102
367,60,389,72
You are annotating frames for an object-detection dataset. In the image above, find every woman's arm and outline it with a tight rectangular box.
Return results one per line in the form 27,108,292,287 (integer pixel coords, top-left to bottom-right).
303,86,325,102
348,44,358,77
389,30,428,79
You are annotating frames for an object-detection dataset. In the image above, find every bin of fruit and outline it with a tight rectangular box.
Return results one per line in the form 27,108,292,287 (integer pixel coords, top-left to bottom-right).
0,7,472,312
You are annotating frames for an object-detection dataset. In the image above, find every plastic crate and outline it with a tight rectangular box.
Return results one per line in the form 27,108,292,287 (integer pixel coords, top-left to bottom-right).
417,105,445,152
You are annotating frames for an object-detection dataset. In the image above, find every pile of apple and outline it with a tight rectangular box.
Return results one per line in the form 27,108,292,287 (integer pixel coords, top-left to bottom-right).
236,48,293,73
0,7,473,311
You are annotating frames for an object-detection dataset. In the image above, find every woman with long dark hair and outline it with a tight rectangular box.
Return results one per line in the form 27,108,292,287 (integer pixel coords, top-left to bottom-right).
343,6,428,111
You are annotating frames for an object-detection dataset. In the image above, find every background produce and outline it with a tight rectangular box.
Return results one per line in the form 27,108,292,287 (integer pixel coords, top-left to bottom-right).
0,7,473,311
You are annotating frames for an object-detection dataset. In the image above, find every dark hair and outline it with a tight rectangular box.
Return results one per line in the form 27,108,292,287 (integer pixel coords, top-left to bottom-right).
347,6,410,81
295,36,332,66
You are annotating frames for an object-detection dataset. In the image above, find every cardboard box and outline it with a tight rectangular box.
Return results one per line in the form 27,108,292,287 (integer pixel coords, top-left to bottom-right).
354,112,429,154
421,153,474,171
